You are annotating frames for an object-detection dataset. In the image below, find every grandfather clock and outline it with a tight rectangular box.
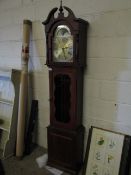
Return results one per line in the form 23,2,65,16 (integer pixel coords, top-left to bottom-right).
43,2,88,174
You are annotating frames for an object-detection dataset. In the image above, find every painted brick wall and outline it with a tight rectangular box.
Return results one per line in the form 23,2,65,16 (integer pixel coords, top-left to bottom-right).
0,0,131,150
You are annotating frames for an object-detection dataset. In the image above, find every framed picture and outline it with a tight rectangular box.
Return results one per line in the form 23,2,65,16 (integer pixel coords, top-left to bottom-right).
83,126,131,175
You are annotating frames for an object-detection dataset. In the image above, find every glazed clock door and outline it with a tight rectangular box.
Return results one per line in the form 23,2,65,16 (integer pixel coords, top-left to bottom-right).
53,25,73,63
49,68,77,129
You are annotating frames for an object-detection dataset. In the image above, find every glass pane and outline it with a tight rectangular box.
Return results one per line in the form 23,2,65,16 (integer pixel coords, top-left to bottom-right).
54,74,71,123
53,25,73,62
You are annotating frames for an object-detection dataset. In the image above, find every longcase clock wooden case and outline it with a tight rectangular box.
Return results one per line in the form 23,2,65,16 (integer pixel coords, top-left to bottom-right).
43,4,89,174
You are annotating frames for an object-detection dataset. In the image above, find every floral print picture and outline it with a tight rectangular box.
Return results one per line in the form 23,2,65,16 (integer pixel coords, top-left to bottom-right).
85,127,124,175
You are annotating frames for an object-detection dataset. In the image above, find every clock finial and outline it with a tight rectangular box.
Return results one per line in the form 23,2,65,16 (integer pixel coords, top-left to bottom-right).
59,0,63,13
60,0,62,6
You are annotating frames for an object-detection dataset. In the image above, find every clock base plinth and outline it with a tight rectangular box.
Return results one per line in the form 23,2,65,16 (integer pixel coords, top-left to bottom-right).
47,161,78,175
47,125,85,175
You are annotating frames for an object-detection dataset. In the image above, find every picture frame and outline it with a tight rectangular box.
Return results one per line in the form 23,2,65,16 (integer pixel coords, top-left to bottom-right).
83,126,131,175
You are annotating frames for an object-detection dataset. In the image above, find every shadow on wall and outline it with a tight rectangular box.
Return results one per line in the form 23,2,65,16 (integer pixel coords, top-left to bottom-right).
0,160,5,175
29,20,46,72
28,20,49,147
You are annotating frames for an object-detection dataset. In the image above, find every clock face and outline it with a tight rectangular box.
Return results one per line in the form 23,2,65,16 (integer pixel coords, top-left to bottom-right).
53,25,73,62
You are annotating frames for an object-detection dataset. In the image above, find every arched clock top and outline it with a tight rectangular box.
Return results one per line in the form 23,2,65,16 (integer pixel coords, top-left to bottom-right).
43,4,89,67
43,6,76,23
43,6,83,34
42,7,58,26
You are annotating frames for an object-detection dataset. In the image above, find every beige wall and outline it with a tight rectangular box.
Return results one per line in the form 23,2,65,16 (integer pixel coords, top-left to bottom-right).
0,0,131,149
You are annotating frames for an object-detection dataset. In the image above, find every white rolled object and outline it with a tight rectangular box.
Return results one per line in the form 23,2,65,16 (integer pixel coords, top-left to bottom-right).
16,20,32,158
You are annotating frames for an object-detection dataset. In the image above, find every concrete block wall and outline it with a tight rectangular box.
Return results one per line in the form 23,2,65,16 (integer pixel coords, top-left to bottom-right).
0,0,131,149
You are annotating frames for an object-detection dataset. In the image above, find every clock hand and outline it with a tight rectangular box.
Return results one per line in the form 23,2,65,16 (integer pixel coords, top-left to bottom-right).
62,48,66,59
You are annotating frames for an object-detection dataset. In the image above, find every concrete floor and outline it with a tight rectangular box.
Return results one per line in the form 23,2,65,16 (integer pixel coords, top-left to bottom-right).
0,146,72,175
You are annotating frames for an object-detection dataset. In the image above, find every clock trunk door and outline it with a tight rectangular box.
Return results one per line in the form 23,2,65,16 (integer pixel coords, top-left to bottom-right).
49,68,77,129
